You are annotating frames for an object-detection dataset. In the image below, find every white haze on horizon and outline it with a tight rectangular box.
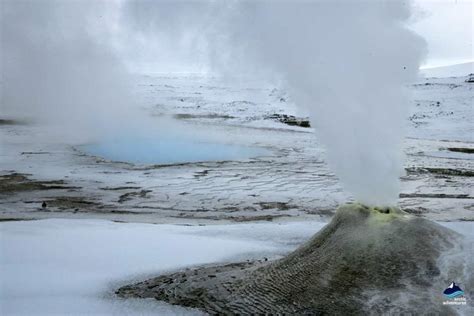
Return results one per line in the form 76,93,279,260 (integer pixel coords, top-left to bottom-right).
1,0,428,205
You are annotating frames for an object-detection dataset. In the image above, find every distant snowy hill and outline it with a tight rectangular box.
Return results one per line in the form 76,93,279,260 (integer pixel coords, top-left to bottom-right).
420,61,473,78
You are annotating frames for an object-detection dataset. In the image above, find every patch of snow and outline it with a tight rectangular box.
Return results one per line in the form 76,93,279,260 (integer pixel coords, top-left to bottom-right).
0,219,327,315
420,61,473,78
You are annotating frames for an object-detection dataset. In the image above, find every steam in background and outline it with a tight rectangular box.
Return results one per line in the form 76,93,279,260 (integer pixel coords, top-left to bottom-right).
118,1,215,74
2,0,428,205
208,1,427,205
0,0,224,143
123,0,427,204
0,0,137,141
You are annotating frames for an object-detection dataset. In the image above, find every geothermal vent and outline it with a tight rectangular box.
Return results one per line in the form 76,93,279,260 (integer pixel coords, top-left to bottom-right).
117,204,463,315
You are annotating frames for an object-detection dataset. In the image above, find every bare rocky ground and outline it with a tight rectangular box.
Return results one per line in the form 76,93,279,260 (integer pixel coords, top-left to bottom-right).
1,74,473,224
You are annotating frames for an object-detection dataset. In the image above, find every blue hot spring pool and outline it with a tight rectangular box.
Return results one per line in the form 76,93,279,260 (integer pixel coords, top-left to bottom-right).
80,138,270,165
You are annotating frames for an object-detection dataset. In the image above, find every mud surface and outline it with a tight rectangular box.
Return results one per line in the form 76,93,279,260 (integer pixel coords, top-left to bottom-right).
0,173,75,193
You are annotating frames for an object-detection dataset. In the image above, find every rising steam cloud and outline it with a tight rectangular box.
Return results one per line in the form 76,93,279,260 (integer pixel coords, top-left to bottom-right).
209,1,427,205
1,0,426,205
0,0,134,141
123,0,426,204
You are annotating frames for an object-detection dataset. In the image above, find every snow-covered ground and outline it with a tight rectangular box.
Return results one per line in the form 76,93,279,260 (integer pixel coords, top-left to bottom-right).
0,218,472,315
0,66,473,314
420,61,473,78
0,219,326,315
0,71,472,222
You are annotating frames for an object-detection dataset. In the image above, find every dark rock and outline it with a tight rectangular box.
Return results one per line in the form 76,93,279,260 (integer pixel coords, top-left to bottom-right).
399,193,473,199
118,190,152,203
447,147,474,154
405,167,474,177
265,113,311,128
173,113,235,120
0,173,75,194
0,119,21,125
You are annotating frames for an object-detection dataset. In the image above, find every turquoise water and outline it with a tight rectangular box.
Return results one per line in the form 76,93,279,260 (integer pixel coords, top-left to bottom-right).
81,137,269,165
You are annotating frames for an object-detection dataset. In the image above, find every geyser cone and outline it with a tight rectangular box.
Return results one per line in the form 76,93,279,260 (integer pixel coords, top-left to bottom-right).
117,204,464,315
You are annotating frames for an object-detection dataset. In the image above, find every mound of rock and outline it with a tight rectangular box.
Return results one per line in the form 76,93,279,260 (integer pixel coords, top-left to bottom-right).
117,203,467,315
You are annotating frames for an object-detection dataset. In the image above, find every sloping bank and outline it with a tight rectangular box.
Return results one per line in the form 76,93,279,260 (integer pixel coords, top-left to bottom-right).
117,203,472,315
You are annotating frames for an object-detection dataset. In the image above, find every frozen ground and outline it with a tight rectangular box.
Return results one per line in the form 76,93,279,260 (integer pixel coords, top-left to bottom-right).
0,71,472,222
0,218,327,315
0,68,473,314
0,218,472,315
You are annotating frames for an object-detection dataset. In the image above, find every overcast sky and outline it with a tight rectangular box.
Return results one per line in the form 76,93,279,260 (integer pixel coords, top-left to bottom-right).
411,0,473,67
1,0,472,74
114,0,472,73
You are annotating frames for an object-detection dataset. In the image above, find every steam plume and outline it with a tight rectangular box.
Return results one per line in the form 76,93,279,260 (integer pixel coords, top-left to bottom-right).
0,0,133,140
2,0,427,205
209,1,427,204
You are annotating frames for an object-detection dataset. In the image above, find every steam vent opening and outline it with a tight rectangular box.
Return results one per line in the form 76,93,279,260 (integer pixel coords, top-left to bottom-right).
79,137,270,165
